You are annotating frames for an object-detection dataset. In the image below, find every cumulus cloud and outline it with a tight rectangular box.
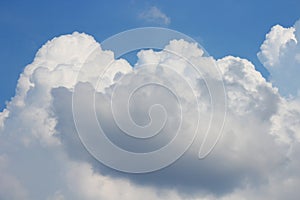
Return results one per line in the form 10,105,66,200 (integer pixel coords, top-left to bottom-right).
0,20,300,200
139,6,171,25
258,20,300,97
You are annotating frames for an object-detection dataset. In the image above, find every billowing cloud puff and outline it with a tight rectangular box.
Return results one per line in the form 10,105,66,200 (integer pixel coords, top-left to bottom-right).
258,20,300,97
0,20,300,200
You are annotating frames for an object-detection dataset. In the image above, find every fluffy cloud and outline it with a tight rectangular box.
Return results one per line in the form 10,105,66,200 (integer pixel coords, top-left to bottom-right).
0,20,300,200
139,6,171,25
258,20,300,97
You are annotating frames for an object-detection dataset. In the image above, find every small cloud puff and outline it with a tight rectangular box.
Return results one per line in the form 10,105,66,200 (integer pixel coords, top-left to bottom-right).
139,6,171,25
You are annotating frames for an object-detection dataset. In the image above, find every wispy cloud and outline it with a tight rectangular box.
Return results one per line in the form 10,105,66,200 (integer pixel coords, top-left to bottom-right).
139,6,171,25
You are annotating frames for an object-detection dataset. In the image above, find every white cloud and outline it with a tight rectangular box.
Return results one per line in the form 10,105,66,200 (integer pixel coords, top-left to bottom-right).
258,20,300,97
139,6,171,25
0,20,300,200
65,161,182,200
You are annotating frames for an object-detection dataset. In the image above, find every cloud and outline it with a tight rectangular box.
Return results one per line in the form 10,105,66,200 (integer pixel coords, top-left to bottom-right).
64,161,182,200
258,20,300,97
139,6,171,25
0,155,28,200
0,20,300,200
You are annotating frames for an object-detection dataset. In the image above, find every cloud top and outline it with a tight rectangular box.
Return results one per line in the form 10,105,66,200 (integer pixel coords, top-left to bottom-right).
258,20,300,97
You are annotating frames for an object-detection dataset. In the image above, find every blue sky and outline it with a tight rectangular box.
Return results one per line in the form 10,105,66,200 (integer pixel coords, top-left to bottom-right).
0,0,300,110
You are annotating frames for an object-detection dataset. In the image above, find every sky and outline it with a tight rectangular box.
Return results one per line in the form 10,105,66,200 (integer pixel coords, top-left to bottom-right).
1,0,300,110
1,1,300,200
